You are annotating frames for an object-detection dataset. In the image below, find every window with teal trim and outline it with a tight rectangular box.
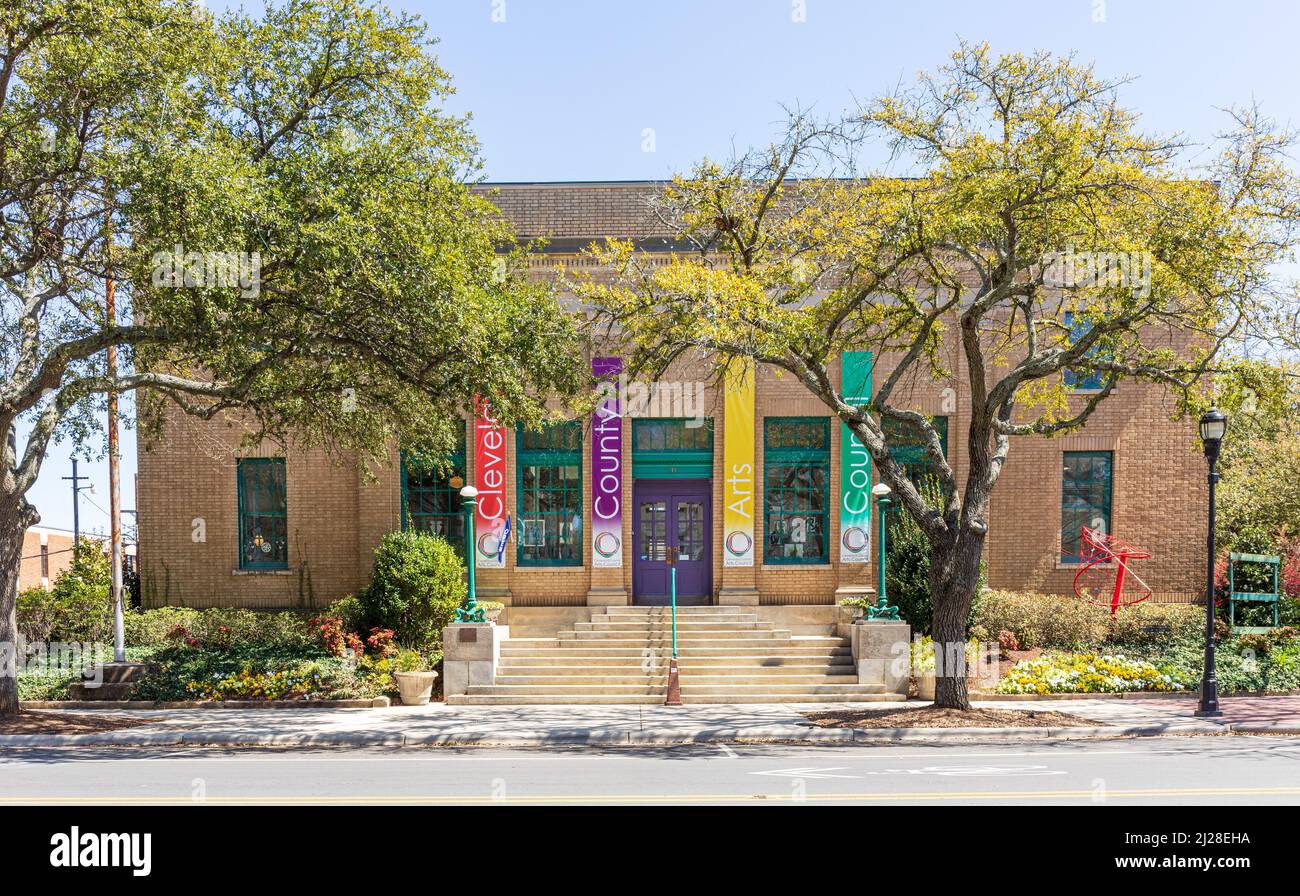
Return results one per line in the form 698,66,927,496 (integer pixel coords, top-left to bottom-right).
1063,311,1105,390
632,418,713,451
1061,451,1113,562
517,421,582,566
237,458,288,569
763,417,830,564
883,416,949,487
402,427,467,552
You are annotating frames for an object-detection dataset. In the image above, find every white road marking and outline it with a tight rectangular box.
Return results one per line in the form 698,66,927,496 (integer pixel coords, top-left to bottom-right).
752,766,858,779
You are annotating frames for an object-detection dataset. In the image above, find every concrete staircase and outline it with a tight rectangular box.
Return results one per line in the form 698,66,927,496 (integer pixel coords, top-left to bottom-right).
446,606,900,705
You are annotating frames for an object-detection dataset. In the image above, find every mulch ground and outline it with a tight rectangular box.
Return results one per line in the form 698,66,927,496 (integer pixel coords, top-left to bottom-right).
802,705,1099,729
0,711,150,735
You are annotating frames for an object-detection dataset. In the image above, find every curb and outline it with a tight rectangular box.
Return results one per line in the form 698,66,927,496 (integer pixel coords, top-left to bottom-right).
1230,723,1300,735
0,722,1240,748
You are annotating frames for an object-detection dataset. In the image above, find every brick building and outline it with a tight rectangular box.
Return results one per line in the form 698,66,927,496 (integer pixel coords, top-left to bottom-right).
137,182,1208,622
19,526,104,592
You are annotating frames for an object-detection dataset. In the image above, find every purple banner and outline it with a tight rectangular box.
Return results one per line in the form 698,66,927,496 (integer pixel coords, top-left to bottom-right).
591,357,624,568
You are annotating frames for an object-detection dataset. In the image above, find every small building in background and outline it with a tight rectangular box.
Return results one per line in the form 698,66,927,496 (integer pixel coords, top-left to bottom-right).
18,527,107,592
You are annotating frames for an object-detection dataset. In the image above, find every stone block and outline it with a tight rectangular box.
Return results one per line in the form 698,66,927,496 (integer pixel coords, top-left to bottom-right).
851,620,911,694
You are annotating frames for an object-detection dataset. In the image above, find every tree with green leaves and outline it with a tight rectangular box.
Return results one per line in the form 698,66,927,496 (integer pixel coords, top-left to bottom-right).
578,43,1300,709
0,0,585,715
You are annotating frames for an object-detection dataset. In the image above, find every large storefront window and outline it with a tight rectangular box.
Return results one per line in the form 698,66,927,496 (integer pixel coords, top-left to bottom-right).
402,426,467,553
631,418,714,479
236,458,288,570
883,416,949,486
1061,450,1113,562
517,421,583,566
763,417,830,564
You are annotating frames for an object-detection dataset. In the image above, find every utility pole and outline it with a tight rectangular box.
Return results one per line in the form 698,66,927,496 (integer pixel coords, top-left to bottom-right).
107,275,125,663
62,459,91,544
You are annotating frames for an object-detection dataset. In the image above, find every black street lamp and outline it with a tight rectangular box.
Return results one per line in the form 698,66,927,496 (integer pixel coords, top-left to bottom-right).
1195,407,1228,718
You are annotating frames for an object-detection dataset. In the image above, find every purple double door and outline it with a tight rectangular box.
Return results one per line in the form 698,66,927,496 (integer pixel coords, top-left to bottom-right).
632,479,712,605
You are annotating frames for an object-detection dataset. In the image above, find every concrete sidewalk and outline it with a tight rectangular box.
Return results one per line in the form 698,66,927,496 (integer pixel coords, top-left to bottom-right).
3,696,1295,748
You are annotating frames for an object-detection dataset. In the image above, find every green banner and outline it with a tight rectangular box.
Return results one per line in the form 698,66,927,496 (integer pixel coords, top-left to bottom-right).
839,352,873,564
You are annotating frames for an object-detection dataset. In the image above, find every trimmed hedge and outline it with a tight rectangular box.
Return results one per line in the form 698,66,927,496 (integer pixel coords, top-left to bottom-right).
971,589,1202,650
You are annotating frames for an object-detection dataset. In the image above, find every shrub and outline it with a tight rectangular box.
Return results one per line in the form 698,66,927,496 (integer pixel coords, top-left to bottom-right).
123,607,314,652
1150,635,1300,694
16,587,58,643
365,627,397,657
327,595,369,633
881,476,986,635
359,531,465,651
1106,601,1202,646
883,486,935,633
973,590,1108,650
997,652,1192,694
16,539,114,644
972,590,1202,650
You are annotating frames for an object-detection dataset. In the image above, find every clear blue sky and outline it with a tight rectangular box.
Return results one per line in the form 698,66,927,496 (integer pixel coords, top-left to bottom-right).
26,0,1300,534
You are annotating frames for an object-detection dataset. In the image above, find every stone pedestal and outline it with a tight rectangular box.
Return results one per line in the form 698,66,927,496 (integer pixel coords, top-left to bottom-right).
441,623,508,698
68,661,148,700
851,620,911,695
717,586,760,606
586,586,629,606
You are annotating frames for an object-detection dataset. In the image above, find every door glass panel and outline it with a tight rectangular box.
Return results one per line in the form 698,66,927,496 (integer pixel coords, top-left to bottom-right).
676,501,704,561
640,501,666,561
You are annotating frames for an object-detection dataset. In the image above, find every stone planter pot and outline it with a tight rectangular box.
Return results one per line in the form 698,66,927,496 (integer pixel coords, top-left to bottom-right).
916,671,936,701
483,607,503,624
393,670,439,706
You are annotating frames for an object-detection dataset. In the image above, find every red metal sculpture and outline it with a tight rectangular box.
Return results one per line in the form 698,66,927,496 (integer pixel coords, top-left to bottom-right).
1072,527,1153,615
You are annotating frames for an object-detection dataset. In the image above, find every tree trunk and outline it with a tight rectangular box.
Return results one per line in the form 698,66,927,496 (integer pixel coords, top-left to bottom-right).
0,498,36,716
930,530,986,711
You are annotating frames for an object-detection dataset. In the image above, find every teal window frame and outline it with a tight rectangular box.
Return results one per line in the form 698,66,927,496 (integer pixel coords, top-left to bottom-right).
883,416,949,487
1063,311,1106,391
763,417,831,565
631,418,714,479
1061,450,1113,563
400,425,467,554
516,421,583,567
236,457,288,570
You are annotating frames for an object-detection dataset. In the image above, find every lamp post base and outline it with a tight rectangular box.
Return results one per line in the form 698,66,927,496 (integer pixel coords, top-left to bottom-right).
1193,709,1224,718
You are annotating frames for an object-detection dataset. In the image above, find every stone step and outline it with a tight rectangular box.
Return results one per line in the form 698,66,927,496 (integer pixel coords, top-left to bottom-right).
497,655,852,668
602,606,750,614
494,671,858,685
558,629,793,641
680,683,886,695
578,619,767,630
590,614,761,624
447,693,900,705
499,645,851,658
446,694,668,705
668,693,902,704
67,682,137,701
466,684,668,695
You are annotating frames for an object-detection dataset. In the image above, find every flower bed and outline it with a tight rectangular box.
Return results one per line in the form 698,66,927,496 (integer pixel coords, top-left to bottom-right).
997,652,1192,695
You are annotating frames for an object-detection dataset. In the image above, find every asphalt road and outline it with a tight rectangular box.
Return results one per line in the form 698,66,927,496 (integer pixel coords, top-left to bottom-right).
2,736,1300,805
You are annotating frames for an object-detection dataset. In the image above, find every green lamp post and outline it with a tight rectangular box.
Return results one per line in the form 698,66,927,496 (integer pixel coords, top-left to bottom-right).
455,482,487,623
868,482,901,621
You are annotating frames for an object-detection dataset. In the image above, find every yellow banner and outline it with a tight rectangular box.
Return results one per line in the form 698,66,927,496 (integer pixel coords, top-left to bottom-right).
723,362,755,567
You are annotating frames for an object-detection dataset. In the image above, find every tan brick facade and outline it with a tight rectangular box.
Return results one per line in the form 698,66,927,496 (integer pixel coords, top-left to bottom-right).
18,527,92,592
137,182,1207,609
